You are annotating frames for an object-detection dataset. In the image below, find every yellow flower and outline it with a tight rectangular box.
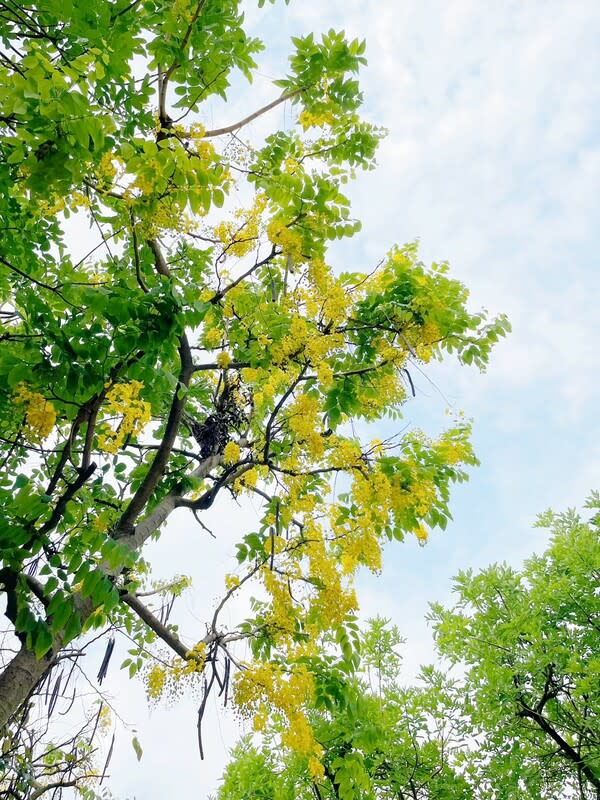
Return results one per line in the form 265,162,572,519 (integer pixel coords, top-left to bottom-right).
145,664,166,701
266,219,303,262
183,641,207,675
98,381,151,454
204,327,222,347
308,755,325,781
223,441,241,464
238,467,258,488
215,351,232,369
14,384,56,443
225,574,240,591
199,288,215,302
414,524,429,545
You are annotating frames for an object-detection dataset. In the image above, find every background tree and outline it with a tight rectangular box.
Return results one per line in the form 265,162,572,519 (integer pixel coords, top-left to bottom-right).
430,493,600,799
218,619,473,800
0,1,508,796
219,497,600,800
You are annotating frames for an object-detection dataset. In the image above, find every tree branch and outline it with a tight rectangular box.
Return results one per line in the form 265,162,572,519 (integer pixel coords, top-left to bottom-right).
116,239,193,533
519,701,600,790
120,593,190,660
203,87,304,139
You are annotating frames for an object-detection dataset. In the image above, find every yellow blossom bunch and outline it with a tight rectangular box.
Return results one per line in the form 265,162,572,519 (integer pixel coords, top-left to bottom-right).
414,523,429,545
222,441,241,464
235,466,258,490
215,351,232,369
144,642,207,704
182,641,207,675
14,384,57,443
37,195,66,217
204,326,223,347
234,662,322,763
286,393,324,459
266,219,303,262
145,664,166,701
90,509,115,534
298,109,335,129
69,190,92,211
434,428,472,465
224,574,240,591
261,568,298,639
212,193,267,257
97,381,151,454
94,150,121,186
98,703,112,732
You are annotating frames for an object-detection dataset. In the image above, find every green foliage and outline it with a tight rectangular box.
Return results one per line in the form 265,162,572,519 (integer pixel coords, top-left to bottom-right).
218,619,474,800
221,499,600,800
429,495,600,798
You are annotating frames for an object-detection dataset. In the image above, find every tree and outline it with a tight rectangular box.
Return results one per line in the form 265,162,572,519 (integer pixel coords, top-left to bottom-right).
429,494,600,799
218,619,474,800
218,497,600,800
0,1,508,796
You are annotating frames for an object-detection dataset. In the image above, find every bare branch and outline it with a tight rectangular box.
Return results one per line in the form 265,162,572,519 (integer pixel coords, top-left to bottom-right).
203,87,304,139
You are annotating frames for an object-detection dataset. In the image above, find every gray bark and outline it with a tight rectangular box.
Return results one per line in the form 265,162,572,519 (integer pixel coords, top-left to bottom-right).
0,645,55,730
0,453,222,731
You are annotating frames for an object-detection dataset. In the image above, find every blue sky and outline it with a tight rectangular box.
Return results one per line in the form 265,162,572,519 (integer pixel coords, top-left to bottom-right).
101,2,600,797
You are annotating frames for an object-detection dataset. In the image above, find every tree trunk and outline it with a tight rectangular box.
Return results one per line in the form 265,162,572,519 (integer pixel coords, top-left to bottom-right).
0,645,55,730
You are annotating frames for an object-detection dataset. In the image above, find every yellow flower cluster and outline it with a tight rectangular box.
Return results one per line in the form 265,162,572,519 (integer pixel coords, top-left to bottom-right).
215,351,232,369
95,150,120,184
266,219,303,262
434,428,472,465
223,441,241,464
298,109,335,129
262,568,298,639
321,282,351,326
287,393,324,459
98,381,151,454
173,121,206,141
212,193,267,257
235,466,258,489
182,641,207,675
224,574,240,591
234,662,323,763
421,320,441,345
204,326,223,347
144,642,207,704
305,522,359,627
145,664,166,701
37,195,66,217
414,524,429,545
98,703,112,732
14,384,57,443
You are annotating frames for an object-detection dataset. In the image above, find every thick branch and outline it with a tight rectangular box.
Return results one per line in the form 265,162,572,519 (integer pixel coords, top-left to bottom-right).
0,646,54,731
118,452,221,550
117,240,193,532
30,779,79,800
